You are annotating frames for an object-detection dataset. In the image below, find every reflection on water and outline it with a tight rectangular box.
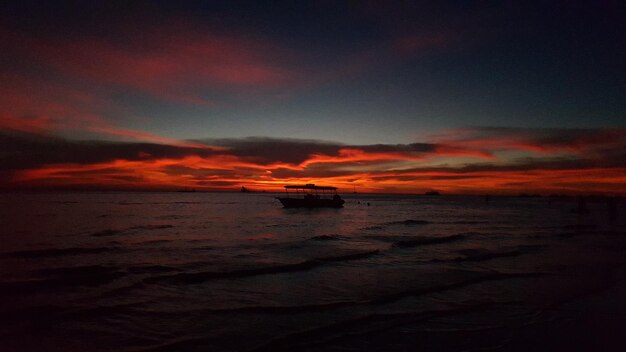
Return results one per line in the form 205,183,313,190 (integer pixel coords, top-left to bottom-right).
1,192,625,351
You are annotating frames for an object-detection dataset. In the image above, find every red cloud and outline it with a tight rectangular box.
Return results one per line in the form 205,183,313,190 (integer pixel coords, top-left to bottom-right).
300,148,426,167
0,113,52,134
0,73,106,130
9,148,626,195
12,156,625,195
0,73,215,146
361,168,626,195
6,24,298,106
3,130,626,195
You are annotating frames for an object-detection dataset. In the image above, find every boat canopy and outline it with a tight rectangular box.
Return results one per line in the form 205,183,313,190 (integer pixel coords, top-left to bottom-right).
285,184,337,191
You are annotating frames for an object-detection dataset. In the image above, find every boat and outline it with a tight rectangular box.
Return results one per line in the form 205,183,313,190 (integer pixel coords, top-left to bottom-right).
276,184,345,208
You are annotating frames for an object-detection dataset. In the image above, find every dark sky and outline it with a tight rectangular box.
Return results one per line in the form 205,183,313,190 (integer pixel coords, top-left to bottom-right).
1,1,625,193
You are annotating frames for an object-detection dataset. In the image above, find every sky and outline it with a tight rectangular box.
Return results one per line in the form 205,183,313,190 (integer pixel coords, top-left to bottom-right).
1,1,625,194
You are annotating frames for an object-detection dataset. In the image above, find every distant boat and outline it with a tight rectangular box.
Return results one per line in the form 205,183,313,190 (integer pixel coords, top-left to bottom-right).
424,191,440,196
178,187,196,192
276,184,345,208
240,186,251,193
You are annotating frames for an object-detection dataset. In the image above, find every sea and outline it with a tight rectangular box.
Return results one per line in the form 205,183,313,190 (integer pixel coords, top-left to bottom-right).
1,192,625,351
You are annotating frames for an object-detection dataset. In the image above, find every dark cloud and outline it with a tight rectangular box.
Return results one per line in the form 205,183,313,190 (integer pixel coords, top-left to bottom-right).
376,153,626,176
0,130,216,171
3,127,625,172
354,143,437,153
2,132,439,176
204,137,344,165
444,127,626,153
197,137,439,165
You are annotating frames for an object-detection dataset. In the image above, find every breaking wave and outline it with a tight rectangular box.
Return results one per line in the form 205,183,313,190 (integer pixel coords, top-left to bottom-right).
392,234,466,248
145,250,380,285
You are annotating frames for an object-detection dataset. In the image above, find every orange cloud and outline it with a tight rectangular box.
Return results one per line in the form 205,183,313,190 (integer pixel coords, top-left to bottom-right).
9,154,626,196
3,130,625,195
300,148,426,167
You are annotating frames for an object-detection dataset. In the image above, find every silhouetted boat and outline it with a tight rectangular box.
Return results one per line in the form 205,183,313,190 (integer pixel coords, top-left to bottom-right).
424,191,440,196
240,186,251,193
276,184,345,208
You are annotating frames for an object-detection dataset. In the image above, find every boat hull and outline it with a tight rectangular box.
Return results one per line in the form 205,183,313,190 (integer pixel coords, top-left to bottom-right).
276,197,344,208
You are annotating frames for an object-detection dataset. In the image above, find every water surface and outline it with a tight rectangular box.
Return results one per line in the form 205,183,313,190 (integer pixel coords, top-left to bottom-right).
1,192,625,351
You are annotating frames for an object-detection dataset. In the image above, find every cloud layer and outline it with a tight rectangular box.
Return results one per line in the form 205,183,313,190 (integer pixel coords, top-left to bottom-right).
2,128,625,194
2,3,625,195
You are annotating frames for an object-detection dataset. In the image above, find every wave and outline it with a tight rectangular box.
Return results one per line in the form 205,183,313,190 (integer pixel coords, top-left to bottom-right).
133,239,173,245
318,251,380,262
131,224,174,230
309,235,343,241
144,250,380,285
369,272,545,305
561,224,597,230
97,281,148,298
35,264,120,277
450,248,527,262
91,229,123,237
445,220,492,224
1,246,116,258
529,231,565,239
0,265,125,296
90,224,173,237
420,244,546,263
361,225,384,231
546,230,626,238
160,272,544,318
600,230,626,237
392,234,466,248
384,219,431,226
1,301,144,329
250,303,500,352
126,265,181,274
360,219,430,231
246,273,545,351
195,246,216,251
152,300,361,317
266,223,300,228
119,201,203,205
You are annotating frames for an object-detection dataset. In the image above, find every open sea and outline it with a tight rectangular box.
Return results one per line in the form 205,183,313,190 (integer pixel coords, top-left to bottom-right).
1,192,625,351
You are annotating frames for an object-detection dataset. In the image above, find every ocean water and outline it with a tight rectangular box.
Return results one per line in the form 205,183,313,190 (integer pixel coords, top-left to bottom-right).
1,192,625,351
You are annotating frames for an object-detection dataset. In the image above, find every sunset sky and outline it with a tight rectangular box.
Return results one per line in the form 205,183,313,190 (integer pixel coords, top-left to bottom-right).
1,1,625,194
